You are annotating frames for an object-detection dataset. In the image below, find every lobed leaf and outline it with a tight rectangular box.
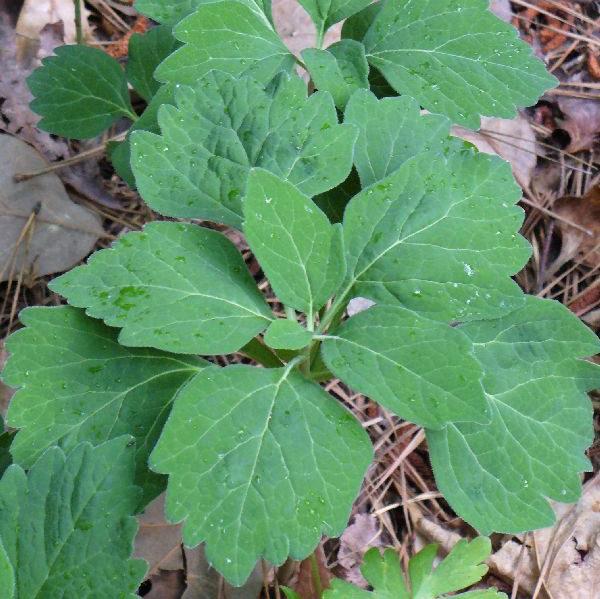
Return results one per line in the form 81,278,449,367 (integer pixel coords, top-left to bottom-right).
325,539,506,598
342,149,531,323
244,169,346,316
302,40,370,110
2,306,206,503
155,0,292,86
50,222,273,355
322,305,488,429
0,437,146,598
150,364,372,585
344,90,450,187
428,297,600,533
359,0,557,127
131,71,357,227
126,25,178,102
28,45,135,139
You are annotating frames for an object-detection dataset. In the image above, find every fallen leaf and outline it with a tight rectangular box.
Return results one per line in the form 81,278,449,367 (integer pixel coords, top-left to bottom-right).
552,185,600,271
144,570,186,599
337,513,384,588
0,14,68,159
15,0,93,63
290,542,332,599
533,475,600,599
347,297,375,317
555,80,600,153
0,135,102,282
452,114,538,189
490,0,512,22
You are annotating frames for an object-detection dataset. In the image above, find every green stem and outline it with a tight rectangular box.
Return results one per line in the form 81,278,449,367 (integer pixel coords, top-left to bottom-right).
309,551,323,597
240,337,284,368
316,24,325,49
317,283,352,334
74,0,83,45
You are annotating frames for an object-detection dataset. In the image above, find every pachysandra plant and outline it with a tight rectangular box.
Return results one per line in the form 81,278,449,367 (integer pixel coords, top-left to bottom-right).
2,0,599,593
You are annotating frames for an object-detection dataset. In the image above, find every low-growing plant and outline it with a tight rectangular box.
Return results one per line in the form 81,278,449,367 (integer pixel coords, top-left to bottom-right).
1,0,599,594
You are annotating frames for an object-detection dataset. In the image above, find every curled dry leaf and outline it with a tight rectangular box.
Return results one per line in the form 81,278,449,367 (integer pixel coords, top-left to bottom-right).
134,494,264,598
337,513,384,588
0,135,102,283
289,542,332,599
556,94,600,153
452,115,537,189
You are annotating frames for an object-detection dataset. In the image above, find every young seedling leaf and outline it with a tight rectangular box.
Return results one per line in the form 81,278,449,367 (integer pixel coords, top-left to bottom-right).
325,539,506,598
302,40,370,110
322,305,487,429
50,222,273,355
2,306,206,503
135,0,273,25
150,364,373,585
126,25,178,102
155,0,293,86
342,150,531,323
428,297,600,534
264,320,313,350
360,0,557,127
344,90,450,187
244,169,346,316
0,437,147,598
297,0,371,40
28,45,135,139
131,71,357,227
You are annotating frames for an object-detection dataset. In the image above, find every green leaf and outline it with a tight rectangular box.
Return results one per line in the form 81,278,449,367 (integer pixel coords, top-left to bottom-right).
244,169,346,316
341,2,382,42
109,83,176,187
131,71,357,228
322,305,487,429
126,25,178,102
341,150,531,323
0,540,14,599
264,320,313,350
360,0,557,127
282,589,302,599
28,45,135,139
0,437,147,598
2,306,206,503
325,540,506,599
427,296,600,534
344,90,450,187
150,364,372,585
155,0,293,86
297,0,371,39
50,222,273,355
135,0,273,25
302,40,369,110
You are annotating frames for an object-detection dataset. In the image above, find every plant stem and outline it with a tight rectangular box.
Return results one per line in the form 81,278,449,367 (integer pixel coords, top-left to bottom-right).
309,551,323,597
316,25,325,49
74,0,83,45
240,337,284,368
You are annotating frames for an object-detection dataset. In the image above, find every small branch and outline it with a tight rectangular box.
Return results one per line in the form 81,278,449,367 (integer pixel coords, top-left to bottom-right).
240,337,284,368
74,0,83,45
14,132,126,182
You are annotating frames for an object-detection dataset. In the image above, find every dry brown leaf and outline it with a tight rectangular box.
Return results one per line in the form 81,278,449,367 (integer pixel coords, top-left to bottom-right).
452,115,538,189
144,570,187,599
490,0,513,22
289,542,332,599
0,135,102,283
337,513,384,588
135,494,264,598
552,185,600,270
556,94,600,153
15,0,92,63
0,15,68,159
